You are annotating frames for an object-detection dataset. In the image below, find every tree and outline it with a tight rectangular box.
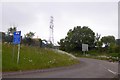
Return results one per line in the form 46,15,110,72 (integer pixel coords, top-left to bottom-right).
0,32,5,42
7,27,17,36
95,33,102,49
22,37,33,45
4,27,17,43
95,33,101,43
58,39,66,51
25,32,35,38
101,36,115,47
58,26,95,51
39,39,42,47
22,32,35,45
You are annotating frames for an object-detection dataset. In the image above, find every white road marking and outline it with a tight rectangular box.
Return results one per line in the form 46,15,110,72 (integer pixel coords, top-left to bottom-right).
102,64,119,75
107,69,117,75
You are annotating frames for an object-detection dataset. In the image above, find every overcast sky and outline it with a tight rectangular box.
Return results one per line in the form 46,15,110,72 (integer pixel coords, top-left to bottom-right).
1,1,119,45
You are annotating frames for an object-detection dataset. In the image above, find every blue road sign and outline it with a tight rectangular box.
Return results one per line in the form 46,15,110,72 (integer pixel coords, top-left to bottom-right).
13,31,21,44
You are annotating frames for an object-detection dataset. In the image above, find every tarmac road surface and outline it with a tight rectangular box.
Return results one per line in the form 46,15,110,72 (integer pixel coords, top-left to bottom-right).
3,58,118,78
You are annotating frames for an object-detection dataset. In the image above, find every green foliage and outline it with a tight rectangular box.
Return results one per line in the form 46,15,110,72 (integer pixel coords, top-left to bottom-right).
108,43,117,53
88,50,99,56
101,36,115,47
2,43,79,72
7,27,17,36
58,39,65,51
22,32,35,46
39,39,42,47
4,35,13,43
3,27,17,43
58,26,95,52
95,33,102,48
22,37,33,46
95,33,101,42
25,32,35,38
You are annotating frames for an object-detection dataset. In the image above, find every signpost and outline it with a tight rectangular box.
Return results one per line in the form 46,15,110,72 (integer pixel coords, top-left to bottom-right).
13,31,21,45
82,44,88,51
13,31,21,64
82,44,88,55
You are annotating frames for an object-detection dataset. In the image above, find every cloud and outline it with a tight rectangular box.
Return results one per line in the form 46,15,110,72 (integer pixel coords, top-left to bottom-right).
2,2,118,44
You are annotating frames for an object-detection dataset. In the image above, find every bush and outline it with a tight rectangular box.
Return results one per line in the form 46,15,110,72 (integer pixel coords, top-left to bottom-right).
88,50,98,56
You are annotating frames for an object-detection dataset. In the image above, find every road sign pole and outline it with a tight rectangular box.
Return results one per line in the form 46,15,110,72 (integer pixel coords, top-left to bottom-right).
17,44,20,64
12,44,15,61
13,31,21,64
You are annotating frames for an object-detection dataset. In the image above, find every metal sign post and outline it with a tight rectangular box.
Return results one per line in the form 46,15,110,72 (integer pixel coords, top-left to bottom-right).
13,31,21,64
82,44,88,55
12,44,15,61
17,44,20,64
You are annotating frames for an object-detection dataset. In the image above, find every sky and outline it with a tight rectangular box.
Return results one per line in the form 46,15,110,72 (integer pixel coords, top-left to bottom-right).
1,0,119,45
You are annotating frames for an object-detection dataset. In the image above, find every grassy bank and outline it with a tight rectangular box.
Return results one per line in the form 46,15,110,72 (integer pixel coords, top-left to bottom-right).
72,51,119,62
2,44,79,72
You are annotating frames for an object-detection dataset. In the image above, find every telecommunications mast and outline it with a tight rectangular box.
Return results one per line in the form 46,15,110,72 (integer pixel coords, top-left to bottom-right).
49,16,54,45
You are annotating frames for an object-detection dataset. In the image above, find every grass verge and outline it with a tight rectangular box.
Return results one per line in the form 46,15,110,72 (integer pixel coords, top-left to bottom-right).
71,51,119,62
2,44,79,72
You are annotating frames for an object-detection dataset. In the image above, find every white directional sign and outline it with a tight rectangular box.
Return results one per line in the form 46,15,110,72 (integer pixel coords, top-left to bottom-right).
82,44,88,51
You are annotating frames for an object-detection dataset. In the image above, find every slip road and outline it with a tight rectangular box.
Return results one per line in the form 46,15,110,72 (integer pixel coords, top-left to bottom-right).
3,58,118,78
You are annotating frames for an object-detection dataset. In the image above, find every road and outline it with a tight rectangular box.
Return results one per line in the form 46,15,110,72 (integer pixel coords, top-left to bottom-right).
3,58,118,78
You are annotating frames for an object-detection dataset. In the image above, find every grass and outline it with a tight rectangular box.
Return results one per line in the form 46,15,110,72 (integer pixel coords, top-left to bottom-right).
71,51,119,62
2,43,79,72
